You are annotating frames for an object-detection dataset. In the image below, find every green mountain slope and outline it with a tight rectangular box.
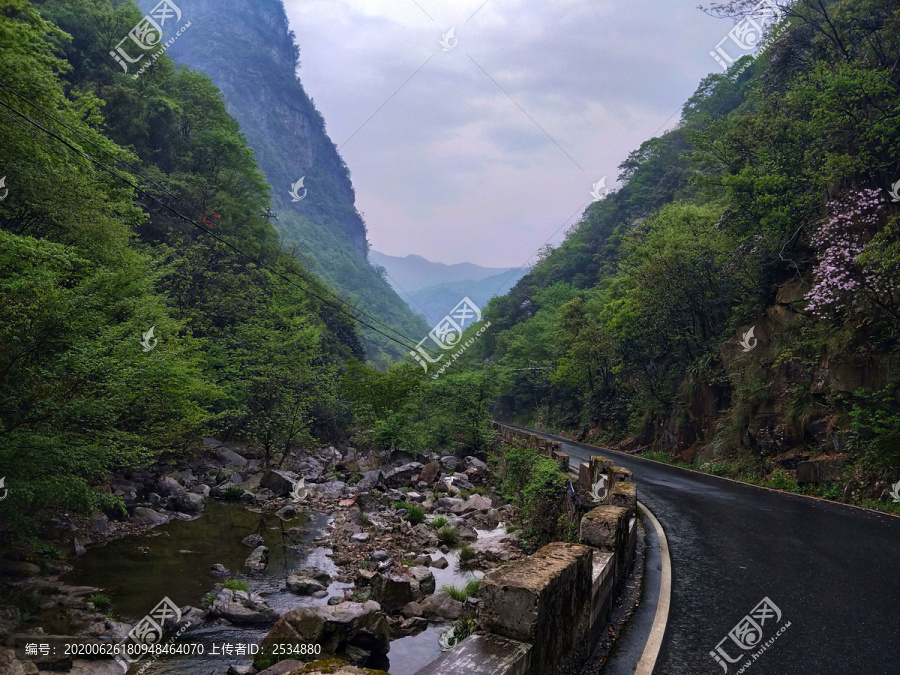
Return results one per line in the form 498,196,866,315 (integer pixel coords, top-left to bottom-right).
467,0,900,502
143,0,429,361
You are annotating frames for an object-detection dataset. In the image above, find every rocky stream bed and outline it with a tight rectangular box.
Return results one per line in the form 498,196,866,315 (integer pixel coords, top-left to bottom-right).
0,440,523,675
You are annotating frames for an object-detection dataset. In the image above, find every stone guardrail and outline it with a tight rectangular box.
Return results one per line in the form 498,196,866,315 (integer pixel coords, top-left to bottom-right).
417,424,638,675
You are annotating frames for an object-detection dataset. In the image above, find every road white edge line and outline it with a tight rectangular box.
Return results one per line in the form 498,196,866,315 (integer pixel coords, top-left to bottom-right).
635,501,671,675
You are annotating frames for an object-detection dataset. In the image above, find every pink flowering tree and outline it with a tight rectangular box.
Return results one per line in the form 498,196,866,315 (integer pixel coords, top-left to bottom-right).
805,189,898,321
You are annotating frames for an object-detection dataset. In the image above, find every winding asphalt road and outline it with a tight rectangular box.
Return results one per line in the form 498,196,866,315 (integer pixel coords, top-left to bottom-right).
513,427,900,675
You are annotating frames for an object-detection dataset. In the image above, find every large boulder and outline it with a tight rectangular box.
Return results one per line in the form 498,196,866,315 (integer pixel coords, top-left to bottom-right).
286,574,327,596
440,456,461,472
216,446,249,468
207,588,279,625
171,491,205,515
131,507,169,528
258,601,390,668
245,545,269,573
371,574,412,614
259,470,297,497
382,463,424,489
418,462,441,485
356,470,382,491
419,591,463,620
156,476,184,497
450,494,492,515
408,566,436,596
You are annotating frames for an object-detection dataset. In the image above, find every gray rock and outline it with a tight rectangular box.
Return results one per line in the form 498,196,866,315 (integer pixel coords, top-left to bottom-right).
259,601,390,663
401,601,423,618
322,481,347,499
216,446,248,468
465,456,487,470
327,596,344,606
312,590,329,599
156,476,184,497
131,507,169,528
440,456,461,471
227,666,256,675
207,588,279,625
419,591,463,620
450,494,492,514
89,513,110,537
436,497,464,511
371,573,412,614
357,470,382,491
350,532,370,543
259,470,297,497
429,556,449,570
409,566,436,595
371,550,390,562
276,505,297,520
72,537,87,557
171,491,205,515
286,575,327,596
203,437,224,449
382,462,424,489
244,545,269,573
209,563,229,578
242,534,265,548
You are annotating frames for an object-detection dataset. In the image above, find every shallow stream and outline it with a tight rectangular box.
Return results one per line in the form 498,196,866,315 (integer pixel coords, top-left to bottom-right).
65,501,482,674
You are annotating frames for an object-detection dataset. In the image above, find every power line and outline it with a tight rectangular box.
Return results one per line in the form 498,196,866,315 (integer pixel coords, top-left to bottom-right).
0,92,420,356
0,80,421,351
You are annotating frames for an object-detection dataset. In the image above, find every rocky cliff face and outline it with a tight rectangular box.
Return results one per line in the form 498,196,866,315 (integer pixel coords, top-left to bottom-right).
155,0,366,254
144,0,430,357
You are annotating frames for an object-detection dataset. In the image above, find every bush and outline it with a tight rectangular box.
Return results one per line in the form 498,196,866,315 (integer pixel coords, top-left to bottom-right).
223,579,249,592
218,485,245,501
432,516,449,528
765,468,799,492
520,458,570,549
458,544,475,564
463,579,481,597
395,501,426,525
88,593,112,613
441,584,468,602
437,526,460,547
405,505,426,525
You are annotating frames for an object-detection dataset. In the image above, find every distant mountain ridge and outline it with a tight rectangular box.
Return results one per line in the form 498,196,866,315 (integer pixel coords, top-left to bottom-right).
370,251,520,292
370,251,527,324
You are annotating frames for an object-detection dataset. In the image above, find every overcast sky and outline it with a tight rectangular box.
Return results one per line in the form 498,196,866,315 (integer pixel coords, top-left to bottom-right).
284,0,740,267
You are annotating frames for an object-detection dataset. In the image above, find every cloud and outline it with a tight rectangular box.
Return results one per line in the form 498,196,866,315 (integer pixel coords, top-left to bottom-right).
286,0,735,266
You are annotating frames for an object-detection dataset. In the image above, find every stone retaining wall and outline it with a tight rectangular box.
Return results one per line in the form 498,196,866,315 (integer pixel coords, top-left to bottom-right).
419,425,638,675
